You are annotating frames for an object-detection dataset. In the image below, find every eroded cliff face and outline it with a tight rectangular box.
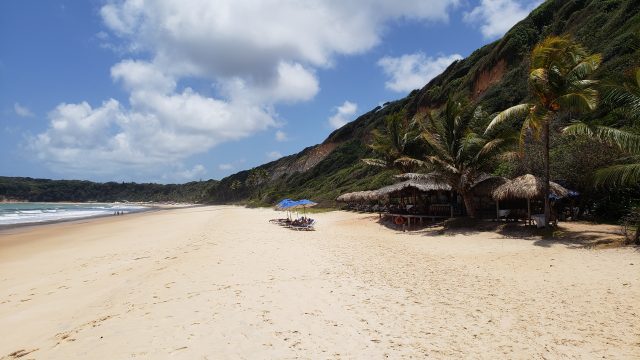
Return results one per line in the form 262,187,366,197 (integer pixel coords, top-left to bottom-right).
268,142,339,179
473,59,507,99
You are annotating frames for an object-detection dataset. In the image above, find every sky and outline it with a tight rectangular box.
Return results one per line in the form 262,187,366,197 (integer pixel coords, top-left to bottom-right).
0,0,542,183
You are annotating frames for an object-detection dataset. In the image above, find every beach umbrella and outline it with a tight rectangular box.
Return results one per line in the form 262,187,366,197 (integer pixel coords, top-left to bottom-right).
293,199,317,208
292,199,317,216
275,198,297,210
275,198,298,220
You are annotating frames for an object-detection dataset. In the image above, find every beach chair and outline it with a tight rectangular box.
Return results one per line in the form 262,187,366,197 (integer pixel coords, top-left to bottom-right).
290,219,316,231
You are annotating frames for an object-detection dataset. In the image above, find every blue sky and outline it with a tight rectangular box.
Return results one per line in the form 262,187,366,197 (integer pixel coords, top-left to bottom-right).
0,0,542,183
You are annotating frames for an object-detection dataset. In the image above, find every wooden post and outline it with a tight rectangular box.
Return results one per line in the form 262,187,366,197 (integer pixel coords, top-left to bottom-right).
527,198,531,225
496,200,499,221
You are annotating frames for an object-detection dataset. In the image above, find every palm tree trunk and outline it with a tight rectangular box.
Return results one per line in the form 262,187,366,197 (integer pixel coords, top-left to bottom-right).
543,120,551,229
461,191,476,219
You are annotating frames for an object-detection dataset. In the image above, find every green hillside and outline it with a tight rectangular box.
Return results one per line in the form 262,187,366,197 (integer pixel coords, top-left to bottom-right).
0,177,218,203
209,0,640,217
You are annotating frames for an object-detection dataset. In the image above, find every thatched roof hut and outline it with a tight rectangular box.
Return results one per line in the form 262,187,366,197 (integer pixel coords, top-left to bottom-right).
374,179,451,198
336,176,451,203
336,190,379,202
492,174,569,201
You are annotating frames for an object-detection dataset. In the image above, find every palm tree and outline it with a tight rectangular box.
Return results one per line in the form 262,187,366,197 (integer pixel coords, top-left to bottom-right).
246,168,269,198
362,110,424,172
486,36,601,227
229,180,243,200
604,67,640,120
420,100,516,218
564,122,640,186
563,67,640,186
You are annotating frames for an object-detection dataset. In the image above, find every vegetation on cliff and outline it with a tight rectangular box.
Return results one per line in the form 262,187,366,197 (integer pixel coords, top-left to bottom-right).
211,0,640,221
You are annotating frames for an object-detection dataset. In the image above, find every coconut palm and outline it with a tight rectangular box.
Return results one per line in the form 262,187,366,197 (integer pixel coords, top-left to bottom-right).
420,100,517,218
563,122,640,186
246,168,269,198
604,67,640,120
563,66,640,186
362,110,425,172
486,36,601,227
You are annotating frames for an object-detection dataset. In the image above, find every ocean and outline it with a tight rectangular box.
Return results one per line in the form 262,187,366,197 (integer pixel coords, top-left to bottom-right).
0,203,150,226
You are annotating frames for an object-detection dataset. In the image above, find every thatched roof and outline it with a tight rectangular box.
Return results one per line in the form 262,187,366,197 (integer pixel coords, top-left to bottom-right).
394,173,439,181
492,174,569,201
336,177,451,202
374,179,451,197
336,190,379,202
470,175,509,196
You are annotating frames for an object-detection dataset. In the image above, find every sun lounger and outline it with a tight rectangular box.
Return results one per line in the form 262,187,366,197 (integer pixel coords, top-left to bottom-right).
290,219,316,231
270,218,293,226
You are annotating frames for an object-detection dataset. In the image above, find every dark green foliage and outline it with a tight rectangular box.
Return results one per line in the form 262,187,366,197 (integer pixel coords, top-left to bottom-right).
0,177,218,203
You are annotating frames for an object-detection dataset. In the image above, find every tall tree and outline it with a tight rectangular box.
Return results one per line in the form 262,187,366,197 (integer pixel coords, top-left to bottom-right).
421,100,516,218
564,67,640,186
487,36,601,227
246,168,270,199
362,110,424,172
564,66,640,244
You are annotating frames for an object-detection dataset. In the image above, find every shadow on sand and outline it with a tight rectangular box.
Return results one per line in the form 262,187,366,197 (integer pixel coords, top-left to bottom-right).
374,215,633,249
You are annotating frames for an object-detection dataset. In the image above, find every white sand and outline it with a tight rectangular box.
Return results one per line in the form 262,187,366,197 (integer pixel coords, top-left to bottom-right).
1,206,638,359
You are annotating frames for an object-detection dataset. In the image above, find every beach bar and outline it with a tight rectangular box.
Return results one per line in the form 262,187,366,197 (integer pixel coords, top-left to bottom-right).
492,174,570,227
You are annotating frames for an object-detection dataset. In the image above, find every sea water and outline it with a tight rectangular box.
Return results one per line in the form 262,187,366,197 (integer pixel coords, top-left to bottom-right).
0,203,150,226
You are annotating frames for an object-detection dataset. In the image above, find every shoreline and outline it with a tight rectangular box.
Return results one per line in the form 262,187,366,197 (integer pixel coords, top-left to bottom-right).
1,206,638,358
0,202,204,234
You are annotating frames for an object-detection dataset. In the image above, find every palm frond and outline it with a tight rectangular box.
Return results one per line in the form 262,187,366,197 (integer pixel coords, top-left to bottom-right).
594,163,640,187
602,79,640,115
563,122,640,154
567,54,602,82
394,157,427,168
485,104,532,134
421,130,453,163
426,155,459,175
477,137,514,160
361,158,387,167
556,90,598,112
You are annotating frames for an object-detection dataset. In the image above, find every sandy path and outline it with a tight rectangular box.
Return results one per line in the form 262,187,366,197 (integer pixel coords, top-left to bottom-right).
0,206,638,359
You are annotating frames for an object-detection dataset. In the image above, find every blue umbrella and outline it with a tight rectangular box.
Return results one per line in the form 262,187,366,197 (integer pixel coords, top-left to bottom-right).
275,198,297,210
292,199,317,209
550,190,579,201
291,199,317,217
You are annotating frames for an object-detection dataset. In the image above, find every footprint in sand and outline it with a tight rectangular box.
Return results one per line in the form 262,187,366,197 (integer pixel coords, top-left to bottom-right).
4,348,39,359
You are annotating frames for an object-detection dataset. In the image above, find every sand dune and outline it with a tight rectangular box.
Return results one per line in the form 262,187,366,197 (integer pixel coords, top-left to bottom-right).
1,206,638,359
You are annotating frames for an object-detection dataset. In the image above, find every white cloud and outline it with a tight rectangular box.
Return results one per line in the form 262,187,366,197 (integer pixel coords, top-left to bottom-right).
328,101,358,129
220,62,319,105
464,0,542,39
275,130,288,142
14,103,34,117
266,151,283,160
31,60,277,176
100,0,460,79
218,163,234,171
95,31,109,40
378,53,462,93
33,0,462,179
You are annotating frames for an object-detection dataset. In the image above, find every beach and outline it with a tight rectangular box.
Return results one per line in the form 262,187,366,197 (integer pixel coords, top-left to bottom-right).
1,206,638,359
